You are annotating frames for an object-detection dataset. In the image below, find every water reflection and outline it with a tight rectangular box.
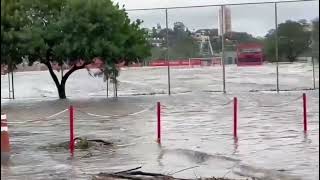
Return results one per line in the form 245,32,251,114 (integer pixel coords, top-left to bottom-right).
303,132,312,144
233,137,239,155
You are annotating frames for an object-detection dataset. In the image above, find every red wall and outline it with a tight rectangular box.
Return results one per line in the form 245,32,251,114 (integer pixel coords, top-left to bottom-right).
149,59,201,66
237,43,264,66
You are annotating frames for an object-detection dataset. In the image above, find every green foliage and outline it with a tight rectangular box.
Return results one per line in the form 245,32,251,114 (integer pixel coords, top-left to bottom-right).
1,0,27,68
150,27,199,59
210,32,261,53
1,0,150,98
265,20,311,62
20,0,66,64
149,47,166,60
20,0,150,66
168,30,198,59
312,18,319,60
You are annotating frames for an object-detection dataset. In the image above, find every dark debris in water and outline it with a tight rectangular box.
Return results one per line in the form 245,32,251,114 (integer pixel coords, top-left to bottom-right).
93,171,245,180
39,137,113,152
93,167,252,180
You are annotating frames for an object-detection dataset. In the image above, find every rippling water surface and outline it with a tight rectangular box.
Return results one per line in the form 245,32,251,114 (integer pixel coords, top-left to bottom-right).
1,63,319,180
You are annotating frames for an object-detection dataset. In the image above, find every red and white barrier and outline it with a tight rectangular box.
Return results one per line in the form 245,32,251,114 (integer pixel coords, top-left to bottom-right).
1,114,11,164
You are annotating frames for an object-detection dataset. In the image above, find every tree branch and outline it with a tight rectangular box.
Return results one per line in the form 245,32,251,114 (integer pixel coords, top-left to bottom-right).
61,61,91,85
44,61,61,89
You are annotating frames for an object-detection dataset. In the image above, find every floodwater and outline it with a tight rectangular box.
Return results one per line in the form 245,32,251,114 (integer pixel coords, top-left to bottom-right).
1,62,319,180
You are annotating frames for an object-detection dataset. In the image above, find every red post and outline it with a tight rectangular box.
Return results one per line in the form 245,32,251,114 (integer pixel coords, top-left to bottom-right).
157,102,161,143
69,106,75,155
233,97,238,138
303,93,307,132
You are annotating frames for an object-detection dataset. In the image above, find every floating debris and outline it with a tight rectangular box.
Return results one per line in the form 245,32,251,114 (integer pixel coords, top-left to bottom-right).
93,167,250,180
39,137,113,152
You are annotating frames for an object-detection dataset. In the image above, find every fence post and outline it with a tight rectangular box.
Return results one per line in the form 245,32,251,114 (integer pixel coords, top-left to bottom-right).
69,106,75,155
11,71,15,99
303,93,307,132
274,2,280,93
8,73,11,99
165,9,171,96
234,97,238,138
221,5,226,94
157,102,161,143
107,78,109,98
312,57,316,89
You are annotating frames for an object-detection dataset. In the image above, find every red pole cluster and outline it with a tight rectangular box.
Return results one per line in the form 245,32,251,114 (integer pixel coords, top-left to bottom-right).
155,94,309,143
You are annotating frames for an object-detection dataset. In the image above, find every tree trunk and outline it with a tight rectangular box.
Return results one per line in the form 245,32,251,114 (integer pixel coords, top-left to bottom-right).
44,61,65,99
58,83,66,99
44,61,89,99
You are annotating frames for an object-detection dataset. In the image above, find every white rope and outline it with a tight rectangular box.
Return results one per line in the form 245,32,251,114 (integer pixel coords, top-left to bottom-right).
46,109,68,119
221,99,234,106
258,95,302,108
127,105,155,116
77,105,155,119
5,109,68,124
86,112,111,118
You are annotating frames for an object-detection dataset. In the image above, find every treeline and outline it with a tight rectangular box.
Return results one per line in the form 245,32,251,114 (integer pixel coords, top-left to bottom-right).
145,18,319,62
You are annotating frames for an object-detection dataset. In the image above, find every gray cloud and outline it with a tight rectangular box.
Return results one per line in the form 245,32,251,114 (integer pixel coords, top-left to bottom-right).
114,0,319,36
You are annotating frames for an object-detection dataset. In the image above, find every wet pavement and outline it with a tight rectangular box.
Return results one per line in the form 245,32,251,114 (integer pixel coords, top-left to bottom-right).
1,62,319,180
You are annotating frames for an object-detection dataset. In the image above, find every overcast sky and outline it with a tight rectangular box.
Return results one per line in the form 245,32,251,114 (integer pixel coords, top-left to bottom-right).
112,0,319,37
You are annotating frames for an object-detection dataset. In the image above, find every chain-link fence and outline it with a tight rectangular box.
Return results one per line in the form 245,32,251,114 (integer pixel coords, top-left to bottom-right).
1,0,318,99
1,72,15,99
126,0,319,94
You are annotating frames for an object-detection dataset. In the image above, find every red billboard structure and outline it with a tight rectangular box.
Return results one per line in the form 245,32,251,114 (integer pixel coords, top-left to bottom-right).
236,43,265,66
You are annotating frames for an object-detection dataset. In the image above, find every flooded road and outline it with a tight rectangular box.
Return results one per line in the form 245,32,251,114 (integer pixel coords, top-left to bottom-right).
1,63,319,180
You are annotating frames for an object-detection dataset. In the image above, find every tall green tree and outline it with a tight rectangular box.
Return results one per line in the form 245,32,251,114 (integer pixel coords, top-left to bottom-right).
1,0,26,70
2,0,150,99
265,20,311,62
158,27,198,59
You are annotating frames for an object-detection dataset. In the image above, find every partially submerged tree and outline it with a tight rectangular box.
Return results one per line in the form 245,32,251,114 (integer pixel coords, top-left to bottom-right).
2,0,150,99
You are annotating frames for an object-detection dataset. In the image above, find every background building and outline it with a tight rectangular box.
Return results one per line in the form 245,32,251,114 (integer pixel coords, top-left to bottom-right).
219,6,232,35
